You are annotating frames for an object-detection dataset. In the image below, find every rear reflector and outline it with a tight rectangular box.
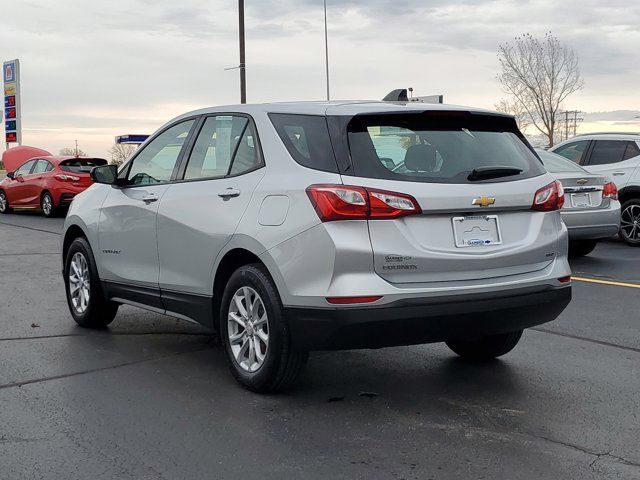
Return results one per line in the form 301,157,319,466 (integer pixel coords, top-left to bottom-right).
558,275,571,283
602,182,618,200
306,184,421,222
326,296,382,305
532,180,564,212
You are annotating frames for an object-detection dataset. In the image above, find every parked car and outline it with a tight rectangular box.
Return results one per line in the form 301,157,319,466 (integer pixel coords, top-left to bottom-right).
61,102,572,392
551,133,640,246
536,149,620,257
0,156,107,217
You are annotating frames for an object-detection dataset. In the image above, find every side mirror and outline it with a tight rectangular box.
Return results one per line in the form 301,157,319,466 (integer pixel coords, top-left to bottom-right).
90,164,118,185
6,171,15,180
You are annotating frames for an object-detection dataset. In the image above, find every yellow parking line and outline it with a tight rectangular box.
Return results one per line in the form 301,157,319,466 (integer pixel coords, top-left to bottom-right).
572,276,640,289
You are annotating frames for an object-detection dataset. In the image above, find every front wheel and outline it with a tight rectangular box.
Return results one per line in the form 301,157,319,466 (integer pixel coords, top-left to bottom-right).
41,192,58,218
446,330,523,360
620,198,640,246
0,191,12,214
569,239,598,258
220,264,308,393
64,237,119,328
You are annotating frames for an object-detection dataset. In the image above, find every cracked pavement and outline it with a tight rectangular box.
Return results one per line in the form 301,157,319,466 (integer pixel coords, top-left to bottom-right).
1,212,639,479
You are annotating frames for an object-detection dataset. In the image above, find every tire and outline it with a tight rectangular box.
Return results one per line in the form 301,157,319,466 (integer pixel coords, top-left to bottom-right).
446,330,523,360
620,198,640,246
220,264,308,393
64,237,119,328
41,191,58,218
0,190,12,214
568,239,597,258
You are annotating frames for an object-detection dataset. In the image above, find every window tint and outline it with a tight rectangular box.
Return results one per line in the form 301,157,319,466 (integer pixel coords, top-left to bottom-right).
346,114,544,184
15,160,36,176
127,120,194,185
269,114,338,173
553,141,589,164
60,158,107,173
33,159,52,174
588,140,627,166
184,116,248,180
623,141,640,160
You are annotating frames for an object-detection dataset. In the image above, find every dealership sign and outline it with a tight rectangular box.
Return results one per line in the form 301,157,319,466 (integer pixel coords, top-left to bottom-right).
3,59,21,145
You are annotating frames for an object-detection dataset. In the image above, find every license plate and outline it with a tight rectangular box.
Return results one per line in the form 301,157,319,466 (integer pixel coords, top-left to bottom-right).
571,193,591,207
452,215,502,248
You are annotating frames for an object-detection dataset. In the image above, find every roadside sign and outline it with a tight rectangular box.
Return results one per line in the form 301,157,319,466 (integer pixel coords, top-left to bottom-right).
3,59,21,145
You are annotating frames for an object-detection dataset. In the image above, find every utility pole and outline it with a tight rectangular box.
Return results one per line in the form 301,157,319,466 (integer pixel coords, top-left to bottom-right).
74,139,78,157
324,0,330,101
238,0,247,104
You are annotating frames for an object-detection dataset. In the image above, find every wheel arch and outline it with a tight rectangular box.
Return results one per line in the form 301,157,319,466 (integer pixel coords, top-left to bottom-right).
62,224,89,261
618,186,640,205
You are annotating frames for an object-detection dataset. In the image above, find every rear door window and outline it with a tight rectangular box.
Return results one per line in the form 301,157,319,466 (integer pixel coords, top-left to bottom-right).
587,140,628,166
623,141,640,160
345,113,544,184
553,140,589,164
33,159,53,174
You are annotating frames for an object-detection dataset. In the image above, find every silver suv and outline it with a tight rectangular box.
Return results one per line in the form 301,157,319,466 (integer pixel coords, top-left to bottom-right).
61,102,572,392
551,133,640,246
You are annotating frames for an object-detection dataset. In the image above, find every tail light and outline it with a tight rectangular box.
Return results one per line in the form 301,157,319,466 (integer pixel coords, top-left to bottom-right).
532,180,564,212
602,182,618,200
306,184,422,222
54,174,80,182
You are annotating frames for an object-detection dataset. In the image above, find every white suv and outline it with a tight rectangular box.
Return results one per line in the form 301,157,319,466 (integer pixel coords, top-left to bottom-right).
551,133,640,245
61,102,572,392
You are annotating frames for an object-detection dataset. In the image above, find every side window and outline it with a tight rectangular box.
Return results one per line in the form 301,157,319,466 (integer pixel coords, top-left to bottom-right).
184,115,262,180
553,141,589,164
15,160,36,176
33,160,52,174
269,114,338,173
587,140,628,166
126,120,195,185
623,141,640,161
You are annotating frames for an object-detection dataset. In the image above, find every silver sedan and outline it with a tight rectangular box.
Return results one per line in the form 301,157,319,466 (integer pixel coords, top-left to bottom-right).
537,149,620,257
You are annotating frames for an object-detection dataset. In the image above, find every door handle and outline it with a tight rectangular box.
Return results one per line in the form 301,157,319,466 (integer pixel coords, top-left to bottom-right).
612,172,625,176
141,193,159,203
218,188,241,199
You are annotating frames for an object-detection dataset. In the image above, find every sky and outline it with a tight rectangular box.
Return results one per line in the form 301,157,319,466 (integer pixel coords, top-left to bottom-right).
1,0,639,158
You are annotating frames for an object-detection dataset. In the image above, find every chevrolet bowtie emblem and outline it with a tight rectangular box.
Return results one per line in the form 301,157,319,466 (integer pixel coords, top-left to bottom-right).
577,179,588,185
472,196,495,207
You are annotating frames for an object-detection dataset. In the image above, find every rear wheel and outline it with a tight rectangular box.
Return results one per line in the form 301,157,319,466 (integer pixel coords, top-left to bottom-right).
64,237,119,328
220,264,308,393
0,191,12,214
569,239,597,258
446,330,523,360
620,198,640,246
41,191,58,218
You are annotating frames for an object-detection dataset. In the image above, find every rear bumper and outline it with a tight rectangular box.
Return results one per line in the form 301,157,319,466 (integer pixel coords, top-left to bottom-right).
561,202,620,240
284,285,571,351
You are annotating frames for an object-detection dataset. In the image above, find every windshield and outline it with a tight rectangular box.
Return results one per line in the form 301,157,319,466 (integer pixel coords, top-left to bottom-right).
536,150,587,174
60,158,108,173
346,113,544,184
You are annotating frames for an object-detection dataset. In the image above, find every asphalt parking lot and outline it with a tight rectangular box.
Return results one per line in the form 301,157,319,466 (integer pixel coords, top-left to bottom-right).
1,212,639,480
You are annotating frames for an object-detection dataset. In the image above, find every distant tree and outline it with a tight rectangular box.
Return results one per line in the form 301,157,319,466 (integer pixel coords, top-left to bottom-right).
497,32,583,147
59,147,87,156
495,98,531,132
108,143,137,166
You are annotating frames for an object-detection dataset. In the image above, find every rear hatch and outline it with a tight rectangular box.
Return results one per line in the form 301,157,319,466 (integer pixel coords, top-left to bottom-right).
336,110,561,284
59,158,108,187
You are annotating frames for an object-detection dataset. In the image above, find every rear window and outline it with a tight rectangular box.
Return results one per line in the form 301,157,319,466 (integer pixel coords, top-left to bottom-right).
269,114,339,173
346,113,545,184
537,150,587,173
60,158,108,173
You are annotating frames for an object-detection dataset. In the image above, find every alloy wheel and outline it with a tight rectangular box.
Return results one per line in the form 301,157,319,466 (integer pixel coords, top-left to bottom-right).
69,252,91,314
0,192,6,213
227,286,269,373
42,194,52,216
620,204,640,243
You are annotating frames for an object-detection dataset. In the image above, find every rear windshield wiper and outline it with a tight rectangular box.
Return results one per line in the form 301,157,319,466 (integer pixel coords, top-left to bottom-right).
467,166,523,182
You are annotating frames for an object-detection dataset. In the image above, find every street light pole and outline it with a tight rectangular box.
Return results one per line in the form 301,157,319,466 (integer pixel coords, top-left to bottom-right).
324,0,330,101
239,0,247,104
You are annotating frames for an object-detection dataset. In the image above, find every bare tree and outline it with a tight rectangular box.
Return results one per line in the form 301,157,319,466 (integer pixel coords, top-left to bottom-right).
494,98,531,132
497,32,583,147
59,147,87,156
108,143,137,166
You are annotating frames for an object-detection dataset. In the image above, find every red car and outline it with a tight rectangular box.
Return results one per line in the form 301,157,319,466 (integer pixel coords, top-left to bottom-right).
0,149,107,217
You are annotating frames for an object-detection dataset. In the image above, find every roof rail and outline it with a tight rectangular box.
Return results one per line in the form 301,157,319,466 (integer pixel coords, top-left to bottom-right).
574,132,640,137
